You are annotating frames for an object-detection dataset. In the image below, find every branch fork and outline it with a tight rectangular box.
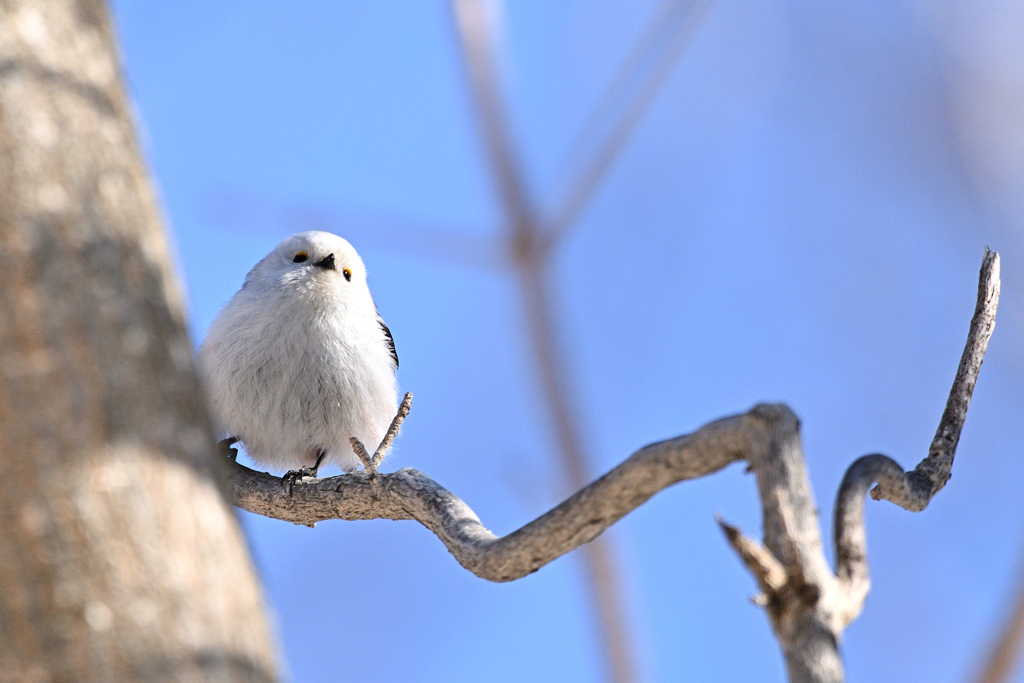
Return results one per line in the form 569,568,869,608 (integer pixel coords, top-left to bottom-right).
349,392,413,482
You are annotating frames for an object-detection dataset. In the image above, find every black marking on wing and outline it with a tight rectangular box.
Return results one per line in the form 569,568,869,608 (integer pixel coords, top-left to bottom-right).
379,317,398,370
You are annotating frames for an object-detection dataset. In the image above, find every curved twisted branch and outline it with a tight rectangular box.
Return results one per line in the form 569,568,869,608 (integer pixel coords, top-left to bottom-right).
228,249,999,683
230,407,788,582
833,248,1000,625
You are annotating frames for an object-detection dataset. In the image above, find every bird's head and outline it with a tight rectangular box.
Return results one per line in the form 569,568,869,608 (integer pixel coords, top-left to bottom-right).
243,231,367,298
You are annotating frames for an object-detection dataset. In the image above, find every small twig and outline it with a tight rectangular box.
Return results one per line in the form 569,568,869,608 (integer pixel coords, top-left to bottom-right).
717,516,787,595
916,247,1000,490
348,393,413,481
350,437,375,478
831,453,905,626
373,392,412,468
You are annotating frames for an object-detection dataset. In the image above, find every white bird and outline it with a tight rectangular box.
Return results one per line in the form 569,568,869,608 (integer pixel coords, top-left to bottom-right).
198,231,399,488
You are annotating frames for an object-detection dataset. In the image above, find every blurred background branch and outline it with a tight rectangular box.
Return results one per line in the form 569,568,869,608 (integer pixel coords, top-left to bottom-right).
206,191,505,271
968,549,1024,683
541,0,712,249
449,1,709,680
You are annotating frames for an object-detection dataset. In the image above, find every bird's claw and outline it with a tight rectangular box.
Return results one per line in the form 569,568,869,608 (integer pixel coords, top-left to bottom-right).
281,450,326,496
281,467,315,495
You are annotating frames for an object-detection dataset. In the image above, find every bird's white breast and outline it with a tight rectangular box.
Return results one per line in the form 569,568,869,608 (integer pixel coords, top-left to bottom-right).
199,282,398,473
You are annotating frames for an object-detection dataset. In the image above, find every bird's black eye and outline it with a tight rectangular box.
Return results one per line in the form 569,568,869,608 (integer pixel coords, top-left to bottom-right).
293,252,308,263
343,268,352,281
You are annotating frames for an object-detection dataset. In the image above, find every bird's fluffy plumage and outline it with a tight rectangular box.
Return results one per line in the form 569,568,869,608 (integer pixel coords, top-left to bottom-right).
199,231,398,473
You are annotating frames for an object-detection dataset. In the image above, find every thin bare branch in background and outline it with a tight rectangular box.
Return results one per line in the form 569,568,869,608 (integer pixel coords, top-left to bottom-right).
450,0,535,239
206,192,504,271
448,1,712,680
968,548,1024,683
283,207,504,271
543,0,713,248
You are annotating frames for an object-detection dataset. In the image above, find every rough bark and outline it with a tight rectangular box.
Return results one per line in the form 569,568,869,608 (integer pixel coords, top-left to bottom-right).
0,1,276,681
232,409,752,578
231,249,998,683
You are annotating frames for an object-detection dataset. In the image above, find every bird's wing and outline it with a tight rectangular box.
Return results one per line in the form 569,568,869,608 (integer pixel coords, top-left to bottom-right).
378,316,398,371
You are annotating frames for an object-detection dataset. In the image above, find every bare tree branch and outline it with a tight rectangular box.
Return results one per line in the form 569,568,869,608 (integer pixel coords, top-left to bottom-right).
737,406,845,683
230,246,998,683
542,0,714,249
720,249,995,682
718,517,787,596
444,5,1000,682
373,392,413,468
231,409,758,580
232,401,845,681
833,249,999,627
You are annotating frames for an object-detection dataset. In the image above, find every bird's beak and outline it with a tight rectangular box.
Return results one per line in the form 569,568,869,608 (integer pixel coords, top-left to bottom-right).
315,253,336,271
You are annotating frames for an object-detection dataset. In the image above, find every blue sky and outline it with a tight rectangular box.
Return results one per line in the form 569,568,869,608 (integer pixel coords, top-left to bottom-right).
111,1,1024,681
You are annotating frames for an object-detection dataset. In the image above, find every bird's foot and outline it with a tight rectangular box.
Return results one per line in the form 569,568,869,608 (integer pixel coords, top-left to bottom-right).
281,468,315,495
282,450,326,496
219,437,239,461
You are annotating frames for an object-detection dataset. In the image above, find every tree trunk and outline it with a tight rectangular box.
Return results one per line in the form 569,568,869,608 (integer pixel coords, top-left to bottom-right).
0,1,277,681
